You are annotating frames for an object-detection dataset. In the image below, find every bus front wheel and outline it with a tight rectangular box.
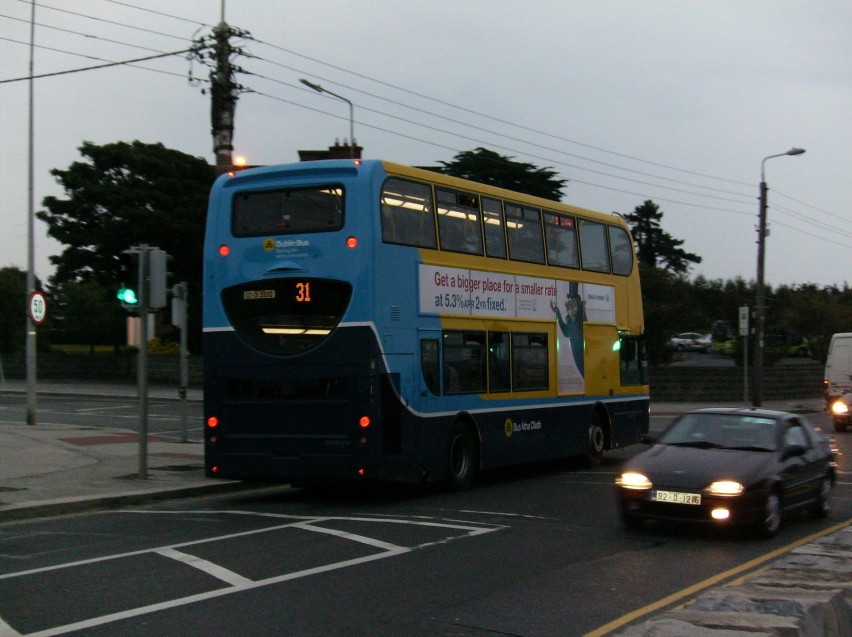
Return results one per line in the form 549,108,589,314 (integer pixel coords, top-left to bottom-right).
446,422,478,491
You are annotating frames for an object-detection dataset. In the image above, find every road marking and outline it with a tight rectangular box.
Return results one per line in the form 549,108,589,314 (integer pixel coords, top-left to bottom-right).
583,518,852,637
458,509,553,520
154,547,253,587
0,615,22,637
20,546,411,637
0,510,505,637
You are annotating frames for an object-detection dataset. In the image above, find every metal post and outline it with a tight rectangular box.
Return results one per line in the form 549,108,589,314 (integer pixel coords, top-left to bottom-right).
743,332,749,405
739,303,750,405
25,0,37,426
754,180,767,407
299,79,355,157
753,148,805,407
137,245,149,479
178,283,189,443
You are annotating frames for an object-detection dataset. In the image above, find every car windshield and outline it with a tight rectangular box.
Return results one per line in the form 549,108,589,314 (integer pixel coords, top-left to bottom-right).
659,413,778,451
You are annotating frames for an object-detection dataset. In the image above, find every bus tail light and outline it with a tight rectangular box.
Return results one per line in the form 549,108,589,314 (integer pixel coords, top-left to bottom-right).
357,468,366,476
207,416,219,428
359,416,371,428
211,465,219,473
218,244,230,257
346,236,358,248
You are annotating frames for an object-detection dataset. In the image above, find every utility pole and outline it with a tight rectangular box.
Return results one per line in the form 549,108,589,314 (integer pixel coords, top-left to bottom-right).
191,1,250,175
210,19,236,174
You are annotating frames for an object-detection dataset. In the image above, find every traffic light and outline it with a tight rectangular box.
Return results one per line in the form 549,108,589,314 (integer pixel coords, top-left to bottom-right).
116,286,138,305
115,245,170,311
149,248,169,309
117,249,140,312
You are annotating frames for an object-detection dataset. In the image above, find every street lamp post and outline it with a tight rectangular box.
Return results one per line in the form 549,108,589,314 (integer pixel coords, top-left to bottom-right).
753,147,805,407
300,78,355,158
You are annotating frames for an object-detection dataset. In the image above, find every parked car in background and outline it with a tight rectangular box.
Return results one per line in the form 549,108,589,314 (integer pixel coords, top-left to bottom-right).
615,408,835,537
695,333,713,352
666,332,705,352
830,392,851,433
788,336,810,358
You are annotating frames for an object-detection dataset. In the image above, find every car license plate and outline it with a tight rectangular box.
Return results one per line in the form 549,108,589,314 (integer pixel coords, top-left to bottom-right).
651,490,701,505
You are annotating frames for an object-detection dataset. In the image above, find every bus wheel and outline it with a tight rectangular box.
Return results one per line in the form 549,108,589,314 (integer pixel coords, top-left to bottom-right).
447,422,478,491
581,417,606,468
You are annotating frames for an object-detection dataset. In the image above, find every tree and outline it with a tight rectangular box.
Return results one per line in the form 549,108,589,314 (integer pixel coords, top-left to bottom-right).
51,280,126,353
438,147,566,201
0,267,28,354
37,141,215,352
624,200,701,275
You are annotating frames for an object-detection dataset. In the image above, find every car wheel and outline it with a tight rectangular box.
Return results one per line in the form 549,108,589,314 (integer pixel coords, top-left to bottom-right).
834,418,848,433
580,416,606,468
811,475,833,519
675,344,685,352
446,422,478,491
757,491,782,538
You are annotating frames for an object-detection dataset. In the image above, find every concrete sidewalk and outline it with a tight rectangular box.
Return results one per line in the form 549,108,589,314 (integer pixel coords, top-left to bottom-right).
0,379,246,521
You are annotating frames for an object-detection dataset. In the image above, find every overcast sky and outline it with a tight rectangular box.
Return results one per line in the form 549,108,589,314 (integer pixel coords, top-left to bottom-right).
2,1,850,289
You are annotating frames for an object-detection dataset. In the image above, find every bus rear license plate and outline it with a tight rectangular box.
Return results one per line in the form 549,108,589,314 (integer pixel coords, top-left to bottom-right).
651,490,701,505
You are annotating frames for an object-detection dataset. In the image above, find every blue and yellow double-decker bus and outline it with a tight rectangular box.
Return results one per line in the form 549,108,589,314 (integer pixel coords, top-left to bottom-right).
203,159,649,488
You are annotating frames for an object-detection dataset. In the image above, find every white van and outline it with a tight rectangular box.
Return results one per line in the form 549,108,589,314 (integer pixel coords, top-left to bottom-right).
824,333,852,407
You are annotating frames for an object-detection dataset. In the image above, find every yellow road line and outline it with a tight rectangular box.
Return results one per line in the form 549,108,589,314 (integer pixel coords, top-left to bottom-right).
584,518,851,637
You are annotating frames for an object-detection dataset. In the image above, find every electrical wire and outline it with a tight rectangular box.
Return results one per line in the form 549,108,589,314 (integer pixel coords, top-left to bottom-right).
0,38,194,83
2,0,847,250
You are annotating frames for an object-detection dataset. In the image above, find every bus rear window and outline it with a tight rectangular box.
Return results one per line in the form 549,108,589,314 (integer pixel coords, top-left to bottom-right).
232,186,344,236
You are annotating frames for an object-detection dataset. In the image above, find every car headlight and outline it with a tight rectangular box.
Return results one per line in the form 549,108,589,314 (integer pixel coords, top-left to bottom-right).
616,472,653,490
831,400,849,416
705,481,745,496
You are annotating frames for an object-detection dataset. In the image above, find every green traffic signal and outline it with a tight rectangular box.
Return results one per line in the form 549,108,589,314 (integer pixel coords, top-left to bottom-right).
116,287,138,305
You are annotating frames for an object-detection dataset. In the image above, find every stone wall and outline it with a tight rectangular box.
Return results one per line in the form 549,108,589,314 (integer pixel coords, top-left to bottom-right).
649,363,824,402
1,353,825,402
0,352,202,386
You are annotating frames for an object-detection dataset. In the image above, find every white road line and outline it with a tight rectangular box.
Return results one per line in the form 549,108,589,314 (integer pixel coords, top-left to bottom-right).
1,510,506,637
0,518,310,580
22,546,409,637
292,522,412,552
154,547,253,587
0,615,23,637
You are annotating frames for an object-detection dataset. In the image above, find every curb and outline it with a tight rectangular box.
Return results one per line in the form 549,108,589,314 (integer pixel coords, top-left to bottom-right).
615,523,852,637
0,480,268,523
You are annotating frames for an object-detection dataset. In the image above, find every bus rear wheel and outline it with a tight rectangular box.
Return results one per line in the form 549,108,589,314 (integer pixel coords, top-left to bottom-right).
446,422,478,491
581,416,606,468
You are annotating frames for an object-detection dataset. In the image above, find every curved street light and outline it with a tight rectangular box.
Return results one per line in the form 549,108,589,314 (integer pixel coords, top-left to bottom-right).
300,78,355,158
754,147,806,406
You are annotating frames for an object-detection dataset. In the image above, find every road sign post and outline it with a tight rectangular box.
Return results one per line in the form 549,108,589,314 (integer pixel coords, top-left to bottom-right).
739,306,749,405
136,245,150,479
172,282,189,442
119,245,171,477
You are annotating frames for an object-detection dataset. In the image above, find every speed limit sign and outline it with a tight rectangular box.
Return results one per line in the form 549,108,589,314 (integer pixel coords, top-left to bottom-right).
28,291,47,325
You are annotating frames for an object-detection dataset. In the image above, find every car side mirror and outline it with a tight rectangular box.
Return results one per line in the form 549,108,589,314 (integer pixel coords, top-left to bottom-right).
782,444,805,460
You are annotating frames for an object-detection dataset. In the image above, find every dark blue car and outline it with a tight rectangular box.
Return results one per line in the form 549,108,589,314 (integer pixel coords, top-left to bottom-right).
616,408,835,537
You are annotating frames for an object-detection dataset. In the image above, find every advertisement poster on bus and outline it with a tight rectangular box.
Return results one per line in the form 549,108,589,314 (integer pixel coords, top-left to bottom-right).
418,264,615,394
